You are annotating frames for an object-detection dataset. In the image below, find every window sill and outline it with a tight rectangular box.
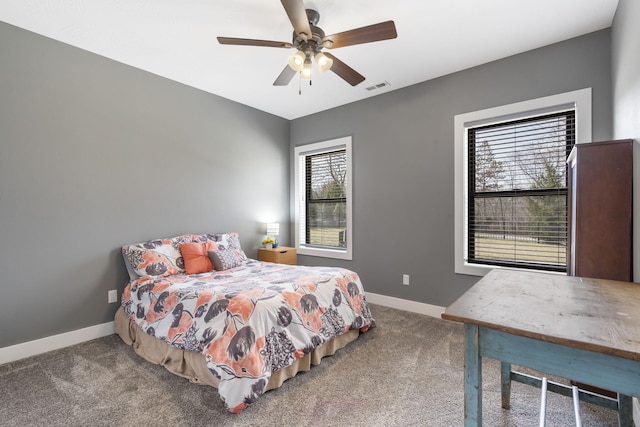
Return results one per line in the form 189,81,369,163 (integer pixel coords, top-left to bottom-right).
297,245,352,261
456,261,567,277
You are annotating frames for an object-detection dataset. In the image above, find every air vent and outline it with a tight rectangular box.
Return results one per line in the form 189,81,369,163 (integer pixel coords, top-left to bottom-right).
366,81,390,91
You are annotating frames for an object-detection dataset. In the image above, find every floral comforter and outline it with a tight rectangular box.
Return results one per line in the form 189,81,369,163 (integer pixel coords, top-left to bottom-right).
121,259,375,413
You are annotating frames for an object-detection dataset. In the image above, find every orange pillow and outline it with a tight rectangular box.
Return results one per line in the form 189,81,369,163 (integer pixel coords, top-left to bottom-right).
180,242,216,274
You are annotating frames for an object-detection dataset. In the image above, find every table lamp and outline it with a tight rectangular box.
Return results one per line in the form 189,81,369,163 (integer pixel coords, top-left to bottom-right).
266,223,279,248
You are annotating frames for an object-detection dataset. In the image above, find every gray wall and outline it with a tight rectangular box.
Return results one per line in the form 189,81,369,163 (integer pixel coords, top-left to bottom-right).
0,20,620,349
291,30,613,307
0,22,290,348
611,0,640,281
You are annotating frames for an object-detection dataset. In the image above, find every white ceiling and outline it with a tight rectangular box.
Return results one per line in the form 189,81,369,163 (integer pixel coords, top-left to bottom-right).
0,0,619,120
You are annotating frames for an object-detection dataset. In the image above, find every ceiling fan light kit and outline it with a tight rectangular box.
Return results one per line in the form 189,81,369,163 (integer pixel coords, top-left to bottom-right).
288,50,306,71
301,58,312,80
217,0,397,89
315,52,333,73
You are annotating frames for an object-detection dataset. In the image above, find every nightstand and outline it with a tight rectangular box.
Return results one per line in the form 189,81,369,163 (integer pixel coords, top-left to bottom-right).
258,246,297,265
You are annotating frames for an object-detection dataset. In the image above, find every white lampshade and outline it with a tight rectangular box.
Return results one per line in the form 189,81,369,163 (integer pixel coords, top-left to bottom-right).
288,51,305,72
315,52,333,73
301,59,312,79
266,223,280,236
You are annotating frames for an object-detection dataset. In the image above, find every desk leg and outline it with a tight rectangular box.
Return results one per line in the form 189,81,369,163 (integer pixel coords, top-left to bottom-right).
465,324,482,426
617,394,633,427
501,361,511,409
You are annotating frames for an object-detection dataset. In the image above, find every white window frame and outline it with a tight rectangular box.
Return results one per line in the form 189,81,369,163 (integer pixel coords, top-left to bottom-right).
454,88,592,276
294,136,353,260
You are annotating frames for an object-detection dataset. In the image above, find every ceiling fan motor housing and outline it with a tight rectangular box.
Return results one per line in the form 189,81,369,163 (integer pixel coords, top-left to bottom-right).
306,9,320,26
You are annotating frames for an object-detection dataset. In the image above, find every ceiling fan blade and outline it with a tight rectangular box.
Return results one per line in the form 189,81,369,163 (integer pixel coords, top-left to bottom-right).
217,37,293,48
323,21,397,49
273,65,297,86
281,0,312,38
322,53,365,86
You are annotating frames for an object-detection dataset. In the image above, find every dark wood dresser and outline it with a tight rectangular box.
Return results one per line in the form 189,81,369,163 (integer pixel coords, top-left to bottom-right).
567,139,633,281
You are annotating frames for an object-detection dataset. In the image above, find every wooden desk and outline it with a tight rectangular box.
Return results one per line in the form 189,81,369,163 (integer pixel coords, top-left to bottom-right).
442,269,640,426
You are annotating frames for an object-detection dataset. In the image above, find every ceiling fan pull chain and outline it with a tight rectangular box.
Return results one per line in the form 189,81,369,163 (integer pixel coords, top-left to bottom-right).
299,73,302,95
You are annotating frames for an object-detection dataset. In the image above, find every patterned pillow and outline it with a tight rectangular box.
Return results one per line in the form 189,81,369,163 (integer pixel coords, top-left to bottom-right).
192,232,248,263
208,249,246,271
122,235,191,279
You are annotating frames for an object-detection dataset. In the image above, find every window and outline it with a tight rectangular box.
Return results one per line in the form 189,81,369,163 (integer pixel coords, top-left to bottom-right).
455,88,592,276
294,136,353,260
467,111,575,271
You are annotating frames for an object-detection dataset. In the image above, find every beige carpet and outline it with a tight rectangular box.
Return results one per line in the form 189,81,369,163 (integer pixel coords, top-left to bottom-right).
0,304,619,426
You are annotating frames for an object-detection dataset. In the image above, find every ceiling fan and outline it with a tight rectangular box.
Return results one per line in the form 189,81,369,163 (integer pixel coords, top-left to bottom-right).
217,0,397,88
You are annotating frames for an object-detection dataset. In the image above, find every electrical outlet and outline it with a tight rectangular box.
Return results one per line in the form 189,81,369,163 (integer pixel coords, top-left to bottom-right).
402,274,410,286
108,289,118,304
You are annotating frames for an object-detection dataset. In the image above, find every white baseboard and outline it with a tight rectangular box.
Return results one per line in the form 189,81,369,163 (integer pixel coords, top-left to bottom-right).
0,294,441,366
0,294,442,366
0,321,115,365
366,292,445,318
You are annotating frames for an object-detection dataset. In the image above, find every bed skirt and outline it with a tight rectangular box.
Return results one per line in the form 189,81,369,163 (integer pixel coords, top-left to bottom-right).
114,307,360,392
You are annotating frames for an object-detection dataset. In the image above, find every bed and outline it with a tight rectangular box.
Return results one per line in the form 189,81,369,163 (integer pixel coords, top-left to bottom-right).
115,232,375,413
